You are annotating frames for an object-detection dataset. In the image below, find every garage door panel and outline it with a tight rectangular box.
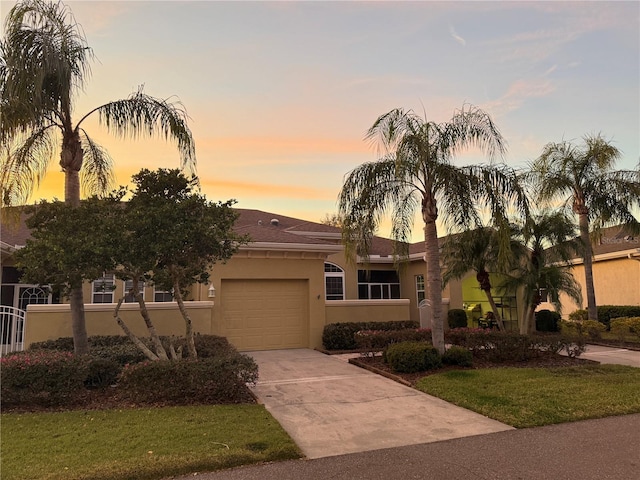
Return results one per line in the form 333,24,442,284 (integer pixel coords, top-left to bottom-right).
221,279,308,351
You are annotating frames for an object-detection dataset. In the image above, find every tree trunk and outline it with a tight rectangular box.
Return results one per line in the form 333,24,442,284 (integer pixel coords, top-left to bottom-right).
520,305,536,335
477,270,505,331
62,134,86,352
483,289,505,331
131,277,168,361
69,286,89,355
173,281,197,359
579,213,597,321
113,298,159,361
424,221,445,354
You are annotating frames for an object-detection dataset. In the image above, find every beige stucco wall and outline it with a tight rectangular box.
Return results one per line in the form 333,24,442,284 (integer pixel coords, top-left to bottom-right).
325,299,411,324
24,301,214,348
555,255,640,316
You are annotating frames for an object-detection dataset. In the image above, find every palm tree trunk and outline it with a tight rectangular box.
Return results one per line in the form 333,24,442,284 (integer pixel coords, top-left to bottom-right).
483,289,505,331
69,286,89,355
579,213,597,321
65,169,81,207
424,221,445,354
173,281,197,359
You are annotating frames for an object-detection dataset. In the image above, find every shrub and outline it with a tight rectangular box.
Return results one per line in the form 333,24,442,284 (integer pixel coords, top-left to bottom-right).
442,346,473,367
597,306,640,328
354,328,431,356
29,337,75,351
322,321,419,350
384,341,442,373
90,344,148,366
1,351,88,407
535,309,561,332
177,334,236,359
447,309,468,329
583,320,606,339
569,309,588,321
610,318,632,342
117,352,259,405
84,357,121,388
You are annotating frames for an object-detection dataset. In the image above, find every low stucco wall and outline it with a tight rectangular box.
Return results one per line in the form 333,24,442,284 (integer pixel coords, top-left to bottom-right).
24,302,214,347
325,299,411,324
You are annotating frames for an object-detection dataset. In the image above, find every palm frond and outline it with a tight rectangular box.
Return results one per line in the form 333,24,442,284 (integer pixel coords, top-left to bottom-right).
1,125,58,206
79,129,115,197
84,87,196,177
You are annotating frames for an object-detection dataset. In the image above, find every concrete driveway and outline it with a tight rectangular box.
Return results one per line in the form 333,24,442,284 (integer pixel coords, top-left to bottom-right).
248,349,512,459
580,344,640,366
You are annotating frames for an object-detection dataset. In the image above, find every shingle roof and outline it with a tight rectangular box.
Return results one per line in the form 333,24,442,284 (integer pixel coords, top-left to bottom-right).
591,226,640,256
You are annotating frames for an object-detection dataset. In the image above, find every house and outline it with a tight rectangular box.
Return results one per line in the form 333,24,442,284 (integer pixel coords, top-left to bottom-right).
4,207,636,353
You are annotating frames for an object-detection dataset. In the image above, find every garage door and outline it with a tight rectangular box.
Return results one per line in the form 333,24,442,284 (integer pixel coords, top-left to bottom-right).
221,279,308,351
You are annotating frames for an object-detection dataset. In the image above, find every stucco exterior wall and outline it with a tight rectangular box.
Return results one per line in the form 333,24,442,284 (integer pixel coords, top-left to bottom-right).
325,299,411,324
24,301,214,347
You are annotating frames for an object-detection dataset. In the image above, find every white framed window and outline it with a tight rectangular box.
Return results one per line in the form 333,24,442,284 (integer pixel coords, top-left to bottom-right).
357,270,400,299
416,275,425,305
324,262,345,300
123,279,145,303
92,274,115,303
153,288,174,302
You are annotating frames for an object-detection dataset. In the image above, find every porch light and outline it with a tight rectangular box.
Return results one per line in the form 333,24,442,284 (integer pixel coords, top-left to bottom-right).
208,284,216,298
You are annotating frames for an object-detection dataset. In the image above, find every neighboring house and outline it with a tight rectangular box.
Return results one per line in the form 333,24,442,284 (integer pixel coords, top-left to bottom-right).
5,208,635,352
548,226,640,316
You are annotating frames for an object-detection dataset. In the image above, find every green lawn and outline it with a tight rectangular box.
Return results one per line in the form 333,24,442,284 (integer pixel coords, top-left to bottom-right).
1,404,301,480
416,364,640,428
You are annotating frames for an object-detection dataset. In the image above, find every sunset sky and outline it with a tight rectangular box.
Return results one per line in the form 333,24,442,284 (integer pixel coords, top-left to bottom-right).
1,1,638,239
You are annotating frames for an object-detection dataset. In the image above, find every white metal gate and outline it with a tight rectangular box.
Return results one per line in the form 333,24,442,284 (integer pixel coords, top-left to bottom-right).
1,306,26,355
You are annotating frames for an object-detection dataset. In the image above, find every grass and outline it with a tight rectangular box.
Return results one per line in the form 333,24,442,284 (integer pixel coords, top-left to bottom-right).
416,364,640,428
1,404,301,480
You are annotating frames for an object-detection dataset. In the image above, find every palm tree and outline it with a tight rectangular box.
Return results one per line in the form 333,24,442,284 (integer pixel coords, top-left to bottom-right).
0,0,196,354
505,211,583,334
441,227,520,331
530,134,640,321
338,105,529,353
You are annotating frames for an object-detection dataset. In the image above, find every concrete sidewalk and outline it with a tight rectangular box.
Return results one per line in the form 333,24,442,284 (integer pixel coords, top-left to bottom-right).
247,349,512,459
580,344,640,366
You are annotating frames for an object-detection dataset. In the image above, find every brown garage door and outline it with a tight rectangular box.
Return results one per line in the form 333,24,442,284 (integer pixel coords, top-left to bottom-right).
221,279,308,351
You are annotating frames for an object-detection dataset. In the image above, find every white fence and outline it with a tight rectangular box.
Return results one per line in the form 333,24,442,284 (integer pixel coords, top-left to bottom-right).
1,306,26,355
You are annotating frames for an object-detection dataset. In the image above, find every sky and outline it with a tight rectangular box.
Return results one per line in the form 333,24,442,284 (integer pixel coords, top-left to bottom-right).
1,0,639,240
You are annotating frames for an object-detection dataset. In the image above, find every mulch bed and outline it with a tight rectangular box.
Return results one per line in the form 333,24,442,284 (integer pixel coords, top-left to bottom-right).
350,352,598,387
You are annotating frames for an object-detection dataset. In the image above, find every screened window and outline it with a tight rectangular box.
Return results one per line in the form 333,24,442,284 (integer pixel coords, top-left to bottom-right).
154,288,174,302
92,274,115,303
324,262,345,300
123,279,145,303
357,270,400,299
416,275,425,305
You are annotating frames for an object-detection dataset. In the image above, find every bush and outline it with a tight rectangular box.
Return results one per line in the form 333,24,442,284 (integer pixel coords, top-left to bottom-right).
445,328,585,362
384,341,442,373
322,321,419,350
583,320,607,339
535,310,561,332
1,351,88,407
442,346,473,367
569,309,588,321
177,334,236,359
597,306,640,328
447,309,468,329
29,337,75,351
610,318,632,342
90,344,148,366
84,357,121,388
354,328,431,356
117,352,259,405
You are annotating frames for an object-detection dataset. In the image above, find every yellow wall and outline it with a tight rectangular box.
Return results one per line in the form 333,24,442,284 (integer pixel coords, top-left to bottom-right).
24,301,214,347
325,299,410,324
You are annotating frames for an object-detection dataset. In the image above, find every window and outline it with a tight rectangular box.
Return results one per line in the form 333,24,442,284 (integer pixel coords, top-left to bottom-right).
357,270,400,299
154,288,174,302
92,274,115,303
324,262,345,300
416,275,425,305
123,279,145,303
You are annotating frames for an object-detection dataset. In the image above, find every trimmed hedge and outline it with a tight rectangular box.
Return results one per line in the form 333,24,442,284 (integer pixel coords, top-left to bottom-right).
597,306,640,327
442,345,473,367
322,321,419,350
385,341,442,373
354,328,432,355
1,350,89,407
116,354,258,405
447,309,469,329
